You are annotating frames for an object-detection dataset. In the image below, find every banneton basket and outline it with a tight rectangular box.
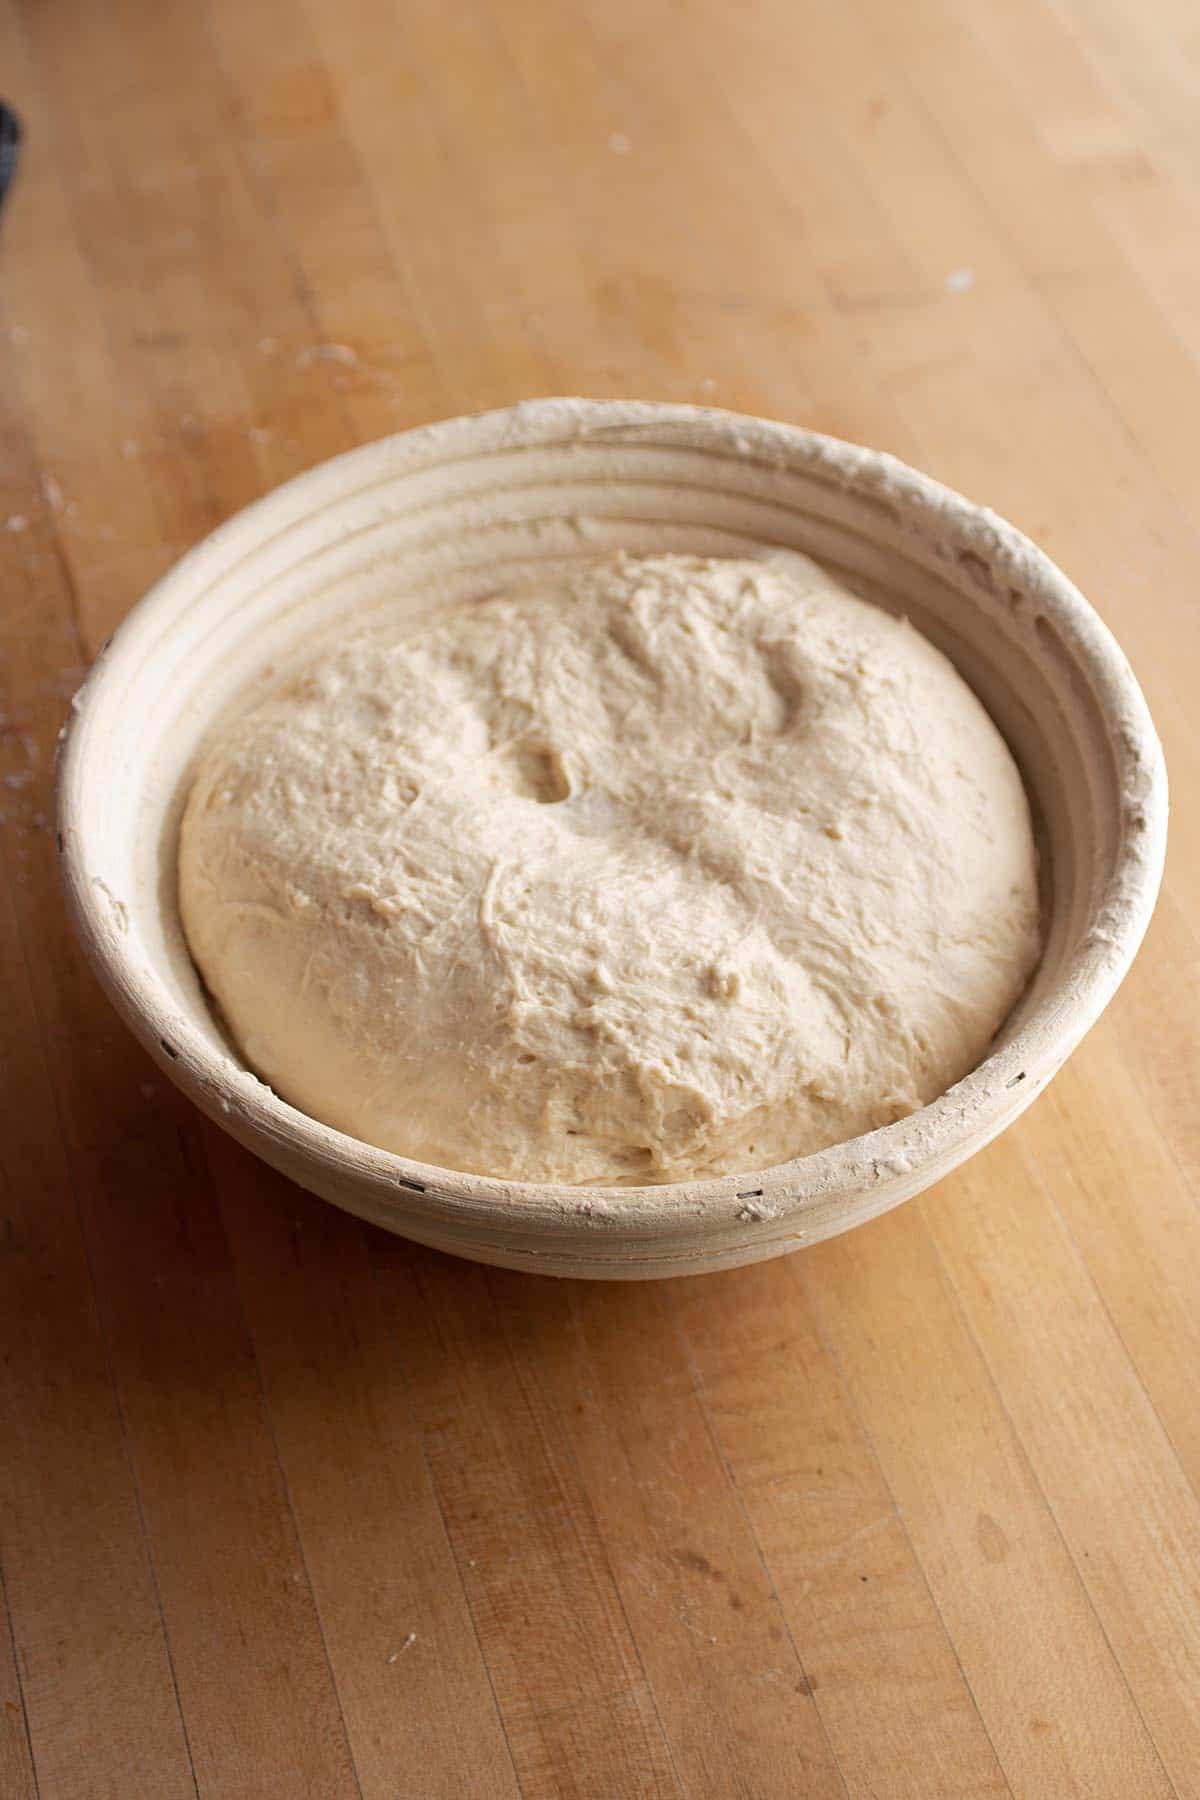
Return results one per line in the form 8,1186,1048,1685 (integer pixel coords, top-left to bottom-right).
58,400,1166,1278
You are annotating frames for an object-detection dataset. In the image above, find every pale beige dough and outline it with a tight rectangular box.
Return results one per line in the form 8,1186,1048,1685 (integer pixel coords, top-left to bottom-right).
179,551,1042,1185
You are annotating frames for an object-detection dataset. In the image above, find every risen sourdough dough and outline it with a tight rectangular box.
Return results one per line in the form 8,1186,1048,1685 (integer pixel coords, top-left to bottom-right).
180,552,1041,1185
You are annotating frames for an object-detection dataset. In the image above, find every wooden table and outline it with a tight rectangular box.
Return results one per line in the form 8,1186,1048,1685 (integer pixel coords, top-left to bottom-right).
2,0,1197,1793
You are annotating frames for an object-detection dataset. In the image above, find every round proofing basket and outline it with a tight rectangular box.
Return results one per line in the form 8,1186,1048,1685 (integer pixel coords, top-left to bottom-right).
58,400,1167,1278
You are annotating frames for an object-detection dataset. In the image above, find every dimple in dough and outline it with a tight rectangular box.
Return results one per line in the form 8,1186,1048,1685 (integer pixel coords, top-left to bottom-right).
179,551,1042,1186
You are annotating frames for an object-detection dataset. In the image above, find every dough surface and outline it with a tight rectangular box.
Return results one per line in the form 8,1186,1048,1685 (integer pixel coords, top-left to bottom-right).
179,552,1041,1185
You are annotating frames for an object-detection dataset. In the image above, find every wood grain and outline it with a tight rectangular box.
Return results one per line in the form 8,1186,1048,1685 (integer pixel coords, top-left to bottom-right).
1,0,1197,1791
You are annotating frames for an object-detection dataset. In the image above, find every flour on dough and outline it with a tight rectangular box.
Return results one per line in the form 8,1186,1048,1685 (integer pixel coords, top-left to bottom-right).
179,552,1041,1185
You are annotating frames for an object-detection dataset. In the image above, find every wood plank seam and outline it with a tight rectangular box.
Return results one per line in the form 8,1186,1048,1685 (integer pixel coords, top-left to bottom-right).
666,1294,859,1800
488,1272,688,1796
364,1237,528,1797
195,2,391,405
1049,1149,1200,1508
0,1554,40,1799
953,27,1200,583
1,822,202,1800
784,1265,1018,1797
89,1319,204,1800
210,0,472,415
224,1241,367,1800
0,891,201,1796
413,1252,683,1793
921,1219,1181,1797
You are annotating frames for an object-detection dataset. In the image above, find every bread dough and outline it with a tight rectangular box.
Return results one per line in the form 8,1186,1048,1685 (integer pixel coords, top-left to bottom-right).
179,551,1041,1185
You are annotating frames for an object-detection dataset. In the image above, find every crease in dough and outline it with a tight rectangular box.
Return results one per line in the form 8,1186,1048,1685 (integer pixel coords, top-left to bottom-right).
179,550,1042,1185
